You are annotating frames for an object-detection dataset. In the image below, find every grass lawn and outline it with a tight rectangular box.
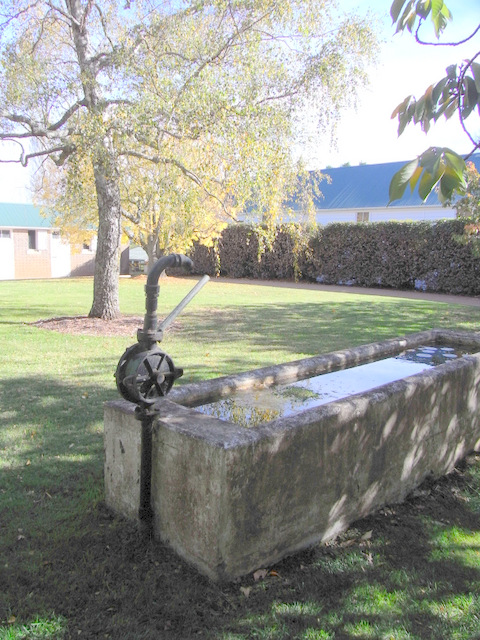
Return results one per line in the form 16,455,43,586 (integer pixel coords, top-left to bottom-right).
1,276,480,639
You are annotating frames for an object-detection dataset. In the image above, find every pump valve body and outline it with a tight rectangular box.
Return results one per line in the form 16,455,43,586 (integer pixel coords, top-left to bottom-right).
115,343,183,405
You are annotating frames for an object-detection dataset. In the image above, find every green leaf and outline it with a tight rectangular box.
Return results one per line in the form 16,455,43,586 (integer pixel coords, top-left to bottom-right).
406,10,417,32
416,0,431,20
438,165,466,202
418,167,442,200
409,165,424,191
431,0,452,37
444,149,466,180
461,76,479,119
446,64,457,80
432,76,448,104
397,0,416,33
444,96,459,119
390,0,408,23
471,62,480,93
414,95,426,123
390,148,467,203
392,95,417,135
391,95,413,119
388,158,419,203
419,147,442,175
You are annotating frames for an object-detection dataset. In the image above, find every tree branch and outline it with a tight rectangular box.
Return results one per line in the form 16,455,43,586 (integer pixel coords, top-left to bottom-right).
164,8,274,140
1,98,86,137
46,0,81,28
48,99,87,131
22,144,76,166
415,20,480,47
119,149,237,220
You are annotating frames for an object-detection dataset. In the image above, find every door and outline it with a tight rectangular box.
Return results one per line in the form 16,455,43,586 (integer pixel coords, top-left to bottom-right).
50,231,71,278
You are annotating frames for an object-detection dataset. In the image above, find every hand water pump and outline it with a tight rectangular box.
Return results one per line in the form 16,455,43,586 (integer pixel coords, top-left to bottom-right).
115,253,209,530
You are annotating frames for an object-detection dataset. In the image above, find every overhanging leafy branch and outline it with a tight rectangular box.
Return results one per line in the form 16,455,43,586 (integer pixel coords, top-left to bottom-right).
389,0,480,203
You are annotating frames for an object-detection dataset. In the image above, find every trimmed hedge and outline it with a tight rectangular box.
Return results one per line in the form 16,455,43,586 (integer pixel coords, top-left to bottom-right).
189,219,480,296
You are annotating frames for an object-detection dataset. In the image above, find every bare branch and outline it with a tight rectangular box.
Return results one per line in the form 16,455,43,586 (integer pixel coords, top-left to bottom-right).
30,7,52,54
48,99,87,131
1,98,86,137
255,87,299,106
0,1,42,33
81,0,95,32
121,208,141,225
0,138,26,161
22,144,76,166
120,149,202,183
92,2,115,50
415,20,480,47
0,138,74,166
0,112,48,137
45,0,81,28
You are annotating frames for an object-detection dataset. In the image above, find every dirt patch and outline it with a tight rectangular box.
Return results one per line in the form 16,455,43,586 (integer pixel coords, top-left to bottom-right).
31,315,147,338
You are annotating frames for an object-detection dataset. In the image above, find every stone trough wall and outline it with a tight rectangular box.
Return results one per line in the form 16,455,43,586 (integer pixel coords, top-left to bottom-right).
104,329,480,581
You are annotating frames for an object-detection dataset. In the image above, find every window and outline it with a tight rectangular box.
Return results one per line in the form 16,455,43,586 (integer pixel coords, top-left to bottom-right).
28,230,48,251
0,230,11,238
28,230,37,250
82,236,97,253
356,211,369,223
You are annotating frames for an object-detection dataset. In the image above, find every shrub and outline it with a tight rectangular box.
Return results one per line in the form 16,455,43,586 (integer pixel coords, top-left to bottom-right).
189,219,480,296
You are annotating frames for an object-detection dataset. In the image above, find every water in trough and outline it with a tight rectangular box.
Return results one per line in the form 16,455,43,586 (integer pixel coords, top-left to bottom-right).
195,346,468,427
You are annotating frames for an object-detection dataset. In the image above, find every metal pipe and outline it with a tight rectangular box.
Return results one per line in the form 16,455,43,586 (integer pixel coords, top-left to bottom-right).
146,253,193,287
158,274,210,332
139,253,193,349
135,253,203,536
138,412,154,534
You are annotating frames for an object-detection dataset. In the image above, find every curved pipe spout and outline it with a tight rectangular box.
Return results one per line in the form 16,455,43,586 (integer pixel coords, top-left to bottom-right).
146,253,193,287
139,253,193,349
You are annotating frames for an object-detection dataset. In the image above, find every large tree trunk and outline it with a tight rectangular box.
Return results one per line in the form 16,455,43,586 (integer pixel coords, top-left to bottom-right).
89,162,122,319
66,0,122,320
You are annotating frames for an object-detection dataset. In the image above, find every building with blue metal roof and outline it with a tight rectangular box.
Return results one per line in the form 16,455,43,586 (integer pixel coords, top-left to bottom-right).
293,154,480,225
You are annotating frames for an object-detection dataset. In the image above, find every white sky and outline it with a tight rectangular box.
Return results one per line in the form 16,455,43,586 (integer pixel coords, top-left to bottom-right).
1,0,479,203
308,0,480,168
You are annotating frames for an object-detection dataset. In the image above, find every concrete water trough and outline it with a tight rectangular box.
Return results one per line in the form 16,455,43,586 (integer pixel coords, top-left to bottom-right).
104,328,480,581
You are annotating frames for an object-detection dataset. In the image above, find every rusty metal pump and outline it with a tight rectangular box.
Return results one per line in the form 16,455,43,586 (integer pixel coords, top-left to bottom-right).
115,253,209,532
115,253,208,406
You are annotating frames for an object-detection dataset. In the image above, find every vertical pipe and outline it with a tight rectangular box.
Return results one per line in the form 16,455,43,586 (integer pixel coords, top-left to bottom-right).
138,413,154,534
137,254,193,533
139,253,194,350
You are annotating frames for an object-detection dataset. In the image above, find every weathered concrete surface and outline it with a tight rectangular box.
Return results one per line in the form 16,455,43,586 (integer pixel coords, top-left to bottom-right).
104,399,140,520
104,329,480,581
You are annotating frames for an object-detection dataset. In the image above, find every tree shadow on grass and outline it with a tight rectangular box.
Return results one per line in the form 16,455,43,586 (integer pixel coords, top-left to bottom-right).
2,457,480,640
177,298,477,381
2,307,480,638
220,466,480,640
0,371,236,638
1,375,480,639
0,374,117,534
0,305,76,324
